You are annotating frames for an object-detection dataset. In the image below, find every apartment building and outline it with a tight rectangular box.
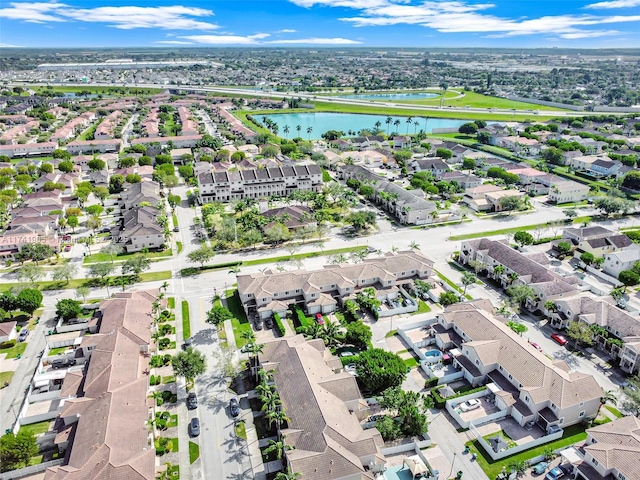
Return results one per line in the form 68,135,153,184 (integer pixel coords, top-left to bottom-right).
561,226,633,257
111,206,165,253
436,301,602,430
0,142,57,158
237,250,433,320
94,110,122,139
459,238,578,312
198,163,322,204
66,139,122,155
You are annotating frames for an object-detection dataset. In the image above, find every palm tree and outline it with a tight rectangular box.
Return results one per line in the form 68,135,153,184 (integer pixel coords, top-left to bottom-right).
393,119,401,132
429,210,438,223
275,468,302,480
260,389,282,413
414,120,420,133
492,265,505,280
508,272,519,285
409,241,419,250
240,330,256,345
406,116,413,134
295,124,301,137
321,319,344,349
385,116,392,134
264,438,292,467
265,408,290,432
161,281,169,292
374,120,382,132
544,301,557,315
283,125,290,139
306,126,313,140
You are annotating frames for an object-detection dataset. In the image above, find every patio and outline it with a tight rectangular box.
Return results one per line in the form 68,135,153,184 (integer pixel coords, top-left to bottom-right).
473,417,547,446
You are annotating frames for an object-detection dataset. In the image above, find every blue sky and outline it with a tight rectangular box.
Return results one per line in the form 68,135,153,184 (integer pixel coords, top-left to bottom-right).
1,0,639,48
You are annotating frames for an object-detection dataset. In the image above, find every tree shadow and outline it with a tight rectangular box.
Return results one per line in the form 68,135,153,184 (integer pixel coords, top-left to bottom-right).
552,349,580,369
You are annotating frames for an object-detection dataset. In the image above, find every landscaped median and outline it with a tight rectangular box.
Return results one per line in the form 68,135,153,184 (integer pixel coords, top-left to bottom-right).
181,301,191,339
83,248,172,264
180,245,367,277
0,271,172,293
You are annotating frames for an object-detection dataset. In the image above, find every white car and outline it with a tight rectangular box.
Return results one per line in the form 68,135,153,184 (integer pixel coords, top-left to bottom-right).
459,399,481,412
344,364,358,376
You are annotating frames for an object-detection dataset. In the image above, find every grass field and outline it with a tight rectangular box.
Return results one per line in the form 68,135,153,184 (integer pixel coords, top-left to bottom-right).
448,216,592,241
189,441,200,464
0,371,15,386
225,290,252,348
28,85,162,95
84,248,172,264
19,420,52,437
167,297,175,309
392,90,565,111
0,342,28,359
181,301,191,340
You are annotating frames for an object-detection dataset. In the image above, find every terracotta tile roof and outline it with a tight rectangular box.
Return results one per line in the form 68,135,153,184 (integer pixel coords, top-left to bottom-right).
584,416,640,479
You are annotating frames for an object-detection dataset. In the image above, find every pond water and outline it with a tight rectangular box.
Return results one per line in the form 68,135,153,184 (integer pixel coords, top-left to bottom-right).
261,112,468,139
339,92,439,101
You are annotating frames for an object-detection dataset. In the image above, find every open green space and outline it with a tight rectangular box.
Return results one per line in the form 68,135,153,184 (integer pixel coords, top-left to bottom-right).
0,371,15,386
392,90,565,110
176,241,183,254
604,405,624,418
48,346,69,356
189,441,200,464
172,214,178,228
415,300,431,314
181,301,191,340
434,269,473,300
404,357,419,369
0,270,172,293
83,248,172,264
28,85,162,95
167,297,175,309
467,424,587,479
19,420,52,437
0,342,27,359
225,290,252,348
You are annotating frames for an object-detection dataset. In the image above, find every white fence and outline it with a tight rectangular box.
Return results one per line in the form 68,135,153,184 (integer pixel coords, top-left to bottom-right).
585,265,622,288
470,421,563,461
445,389,491,429
28,389,61,403
0,459,63,480
381,436,432,456
55,318,90,333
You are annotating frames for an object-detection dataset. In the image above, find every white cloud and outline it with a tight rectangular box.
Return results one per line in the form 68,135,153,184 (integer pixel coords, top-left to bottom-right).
268,37,362,44
0,42,24,47
180,33,271,45
277,29,297,33
585,0,640,8
0,2,67,23
0,2,219,29
307,0,638,39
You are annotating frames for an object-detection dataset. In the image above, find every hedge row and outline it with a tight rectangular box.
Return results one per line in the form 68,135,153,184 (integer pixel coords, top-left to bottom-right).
273,313,286,337
294,306,311,329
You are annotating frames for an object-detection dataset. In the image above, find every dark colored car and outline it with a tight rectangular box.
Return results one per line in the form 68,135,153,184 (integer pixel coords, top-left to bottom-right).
51,358,75,369
182,337,192,350
187,392,198,410
551,333,568,346
173,227,179,232
264,317,274,329
254,319,263,331
189,417,200,437
229,398,240,417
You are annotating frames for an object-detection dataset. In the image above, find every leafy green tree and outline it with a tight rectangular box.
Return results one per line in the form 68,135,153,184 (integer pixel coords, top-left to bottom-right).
85,204,103,216
344,321,372,349
93,186,110,205
462,158,476,170
172,348,207,382
354,348,407,393
345,210,376,232
622,171,640,190
206,305,233,326
375,415,402,441
52,264,77,285
458,122,478,135
15,243,53,264
514,231,534,248
264,223,291,244
167,194,181,210
56,298,82,320
88,159,106,171
439,291,459,306
52,149,71,160
0,431,39,471
88,262,116,281
506,284,537,310
580,252,595,265
618,270,640,291
109,174,125,193
556,241,572,256
187,246,215,268
16,289,43,315
16,263,44,285
621,375,640,416
121,255,151,278
499,195,523,212
101,243,122,264
75,286,90,303
566,321,594,348
436,148,452,160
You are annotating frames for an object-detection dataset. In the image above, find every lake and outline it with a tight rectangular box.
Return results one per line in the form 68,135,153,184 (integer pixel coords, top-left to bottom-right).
338,92,439,101
261,112,468,139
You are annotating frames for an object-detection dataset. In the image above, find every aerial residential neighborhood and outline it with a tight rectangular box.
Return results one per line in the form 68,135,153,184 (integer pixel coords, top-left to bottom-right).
2,16,640,480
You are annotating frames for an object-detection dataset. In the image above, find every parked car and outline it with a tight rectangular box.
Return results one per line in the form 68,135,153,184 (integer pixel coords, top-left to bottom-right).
529,342,543,351
51,358,75,369
551,333,568,346
189,417,200,437
264,317,274,329
315,313,325,325
64,244,72,252
187,392,198,410
173,226,179,232
545,466,565,480
344,364,358,376
532,461,549,475
18,329,29,342
182,337,192,350
547,424,563,435
229,398,240,417
241,343,254,353
459,399,481,412
254,319,263,331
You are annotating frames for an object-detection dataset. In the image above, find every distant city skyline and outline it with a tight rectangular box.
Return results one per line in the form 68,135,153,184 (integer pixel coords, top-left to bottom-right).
1,0,640,48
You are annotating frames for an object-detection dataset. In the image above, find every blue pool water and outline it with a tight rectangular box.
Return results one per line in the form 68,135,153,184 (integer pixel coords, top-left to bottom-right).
384,465,414,480
261,112,468,139
424,350,442,357
339,92,439,101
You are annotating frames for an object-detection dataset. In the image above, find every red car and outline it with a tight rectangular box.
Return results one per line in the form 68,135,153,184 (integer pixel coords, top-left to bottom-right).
315,313,325,325
530,342,543,351
551,333,568,346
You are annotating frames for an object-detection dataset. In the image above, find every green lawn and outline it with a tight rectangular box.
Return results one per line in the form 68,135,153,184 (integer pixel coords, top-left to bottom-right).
167,297,175,309
467,424,588,479
83,248,172,264
0,342,27,359
189,441,200,464
389,90,566,111
385,330,397,338
172,214,178,228
177,241,183,254
225,290,252,348
415,300,431,314
448,216,593,241
0,371,15,386
29,85,162,95
19,420,52,437
404,357,419,369
604,405,624,418
181,301,191,340
48,346,69,356
434,269,473,300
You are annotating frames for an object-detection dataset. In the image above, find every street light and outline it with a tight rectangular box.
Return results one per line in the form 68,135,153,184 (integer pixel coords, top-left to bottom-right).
448,452,458,479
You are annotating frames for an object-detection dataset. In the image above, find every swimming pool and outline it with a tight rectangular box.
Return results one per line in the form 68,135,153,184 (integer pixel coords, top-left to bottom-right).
422,349,443,364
